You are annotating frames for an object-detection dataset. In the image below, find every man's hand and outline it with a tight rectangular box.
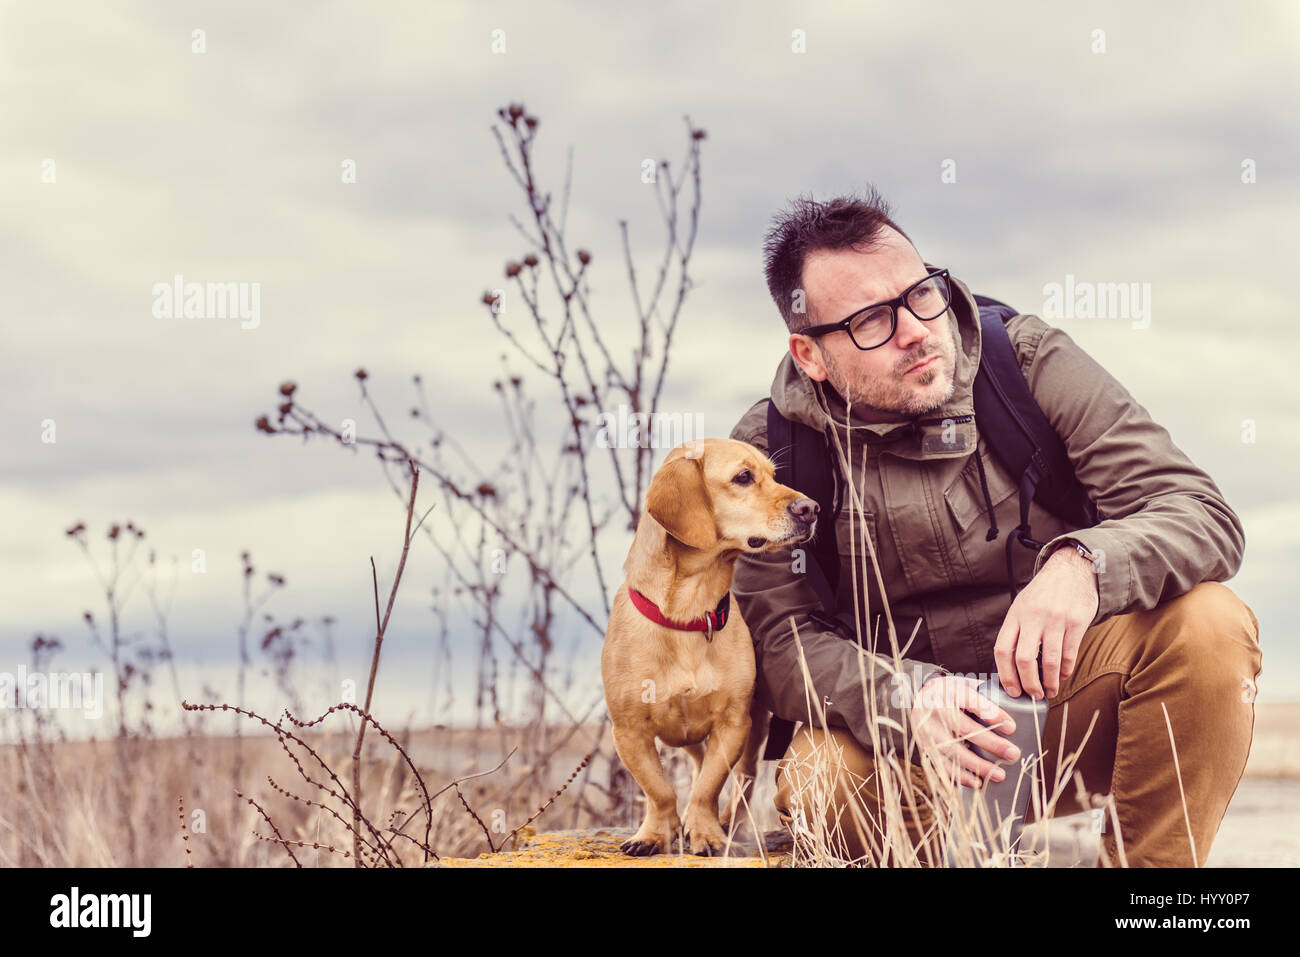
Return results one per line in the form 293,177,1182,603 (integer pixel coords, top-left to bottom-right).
907,675,1020,789
994,543,1100,700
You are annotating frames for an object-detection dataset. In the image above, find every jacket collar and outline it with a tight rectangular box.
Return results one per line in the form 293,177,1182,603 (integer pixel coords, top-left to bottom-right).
627,586,731,641
768,269,984,461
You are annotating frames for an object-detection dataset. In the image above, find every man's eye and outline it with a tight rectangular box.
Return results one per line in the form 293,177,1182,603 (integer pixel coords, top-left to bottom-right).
851,308,891,331
732,470,754,486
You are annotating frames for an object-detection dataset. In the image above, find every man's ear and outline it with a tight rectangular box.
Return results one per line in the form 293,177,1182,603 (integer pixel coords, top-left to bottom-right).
646,455,717,551
789,333,829,382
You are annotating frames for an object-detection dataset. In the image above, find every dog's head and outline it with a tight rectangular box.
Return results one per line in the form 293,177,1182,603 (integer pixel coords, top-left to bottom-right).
645,438,819,553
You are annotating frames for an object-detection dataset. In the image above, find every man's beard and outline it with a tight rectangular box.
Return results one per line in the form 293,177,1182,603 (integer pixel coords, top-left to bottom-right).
819,340,956,418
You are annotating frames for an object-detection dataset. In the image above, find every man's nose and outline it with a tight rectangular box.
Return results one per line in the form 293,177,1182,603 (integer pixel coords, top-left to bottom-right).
893,305,932,347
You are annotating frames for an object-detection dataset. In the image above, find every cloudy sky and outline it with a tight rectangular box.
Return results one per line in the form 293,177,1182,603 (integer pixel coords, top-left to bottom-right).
3,0,1297,736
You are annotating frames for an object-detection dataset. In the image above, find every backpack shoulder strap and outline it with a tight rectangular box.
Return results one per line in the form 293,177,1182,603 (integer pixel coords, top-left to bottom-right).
971,296,1100,531
766,398,840,608
762,398,846,760
972,297,1101,602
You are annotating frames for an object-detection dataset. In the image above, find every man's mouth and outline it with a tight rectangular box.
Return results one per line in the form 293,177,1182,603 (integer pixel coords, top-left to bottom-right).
905,354,939,375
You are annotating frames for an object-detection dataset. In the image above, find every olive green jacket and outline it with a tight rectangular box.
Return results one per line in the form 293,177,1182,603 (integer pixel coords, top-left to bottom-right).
729,274,1244,761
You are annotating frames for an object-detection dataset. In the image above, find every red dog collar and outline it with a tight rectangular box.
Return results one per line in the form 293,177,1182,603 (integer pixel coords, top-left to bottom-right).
627,587,731,641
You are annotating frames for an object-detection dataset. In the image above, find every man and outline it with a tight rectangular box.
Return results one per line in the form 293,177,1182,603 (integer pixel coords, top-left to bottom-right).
729,190,1262,867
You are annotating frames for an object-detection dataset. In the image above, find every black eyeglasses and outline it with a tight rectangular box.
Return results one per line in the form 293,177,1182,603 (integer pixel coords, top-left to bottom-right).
799,268,952,350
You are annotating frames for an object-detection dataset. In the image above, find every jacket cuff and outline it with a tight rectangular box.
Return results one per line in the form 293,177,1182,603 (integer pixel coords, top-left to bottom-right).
907,662,951,703
876,660,951,761
1032,529,1130,627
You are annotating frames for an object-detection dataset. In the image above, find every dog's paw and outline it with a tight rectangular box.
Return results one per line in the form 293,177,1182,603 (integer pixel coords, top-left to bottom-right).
619,836,666,857
620,822,679,857
685,827,728,856
683,811,728,856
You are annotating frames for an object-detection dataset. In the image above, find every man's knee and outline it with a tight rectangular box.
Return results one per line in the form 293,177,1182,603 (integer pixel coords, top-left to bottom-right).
773,725,934,833
1165,581,1255,631
1146,582,1262,694
775,727,870,796
775,726,877,812
775,726,904,862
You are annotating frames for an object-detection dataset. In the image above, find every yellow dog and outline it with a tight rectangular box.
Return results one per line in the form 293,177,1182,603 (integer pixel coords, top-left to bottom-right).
602,438,818,855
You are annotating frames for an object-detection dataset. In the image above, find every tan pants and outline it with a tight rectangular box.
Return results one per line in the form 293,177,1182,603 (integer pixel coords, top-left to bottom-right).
773,581,1263,867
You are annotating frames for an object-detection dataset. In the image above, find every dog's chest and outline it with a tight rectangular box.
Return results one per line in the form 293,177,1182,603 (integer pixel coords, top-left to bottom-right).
654,659,725,744
656,635,727,701
647,640,741,744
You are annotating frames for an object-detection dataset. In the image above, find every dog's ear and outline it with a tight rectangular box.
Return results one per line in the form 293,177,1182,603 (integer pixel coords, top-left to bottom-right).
646,455,717,551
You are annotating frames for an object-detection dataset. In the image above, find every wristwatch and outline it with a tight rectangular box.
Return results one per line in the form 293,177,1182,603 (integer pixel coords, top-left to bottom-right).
1063,539,1093,562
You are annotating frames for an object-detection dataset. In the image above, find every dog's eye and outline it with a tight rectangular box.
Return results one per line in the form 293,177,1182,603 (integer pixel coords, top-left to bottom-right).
732,470,754,486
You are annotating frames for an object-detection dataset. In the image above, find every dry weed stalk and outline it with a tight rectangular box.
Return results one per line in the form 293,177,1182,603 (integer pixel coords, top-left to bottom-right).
177,796,193,867
253,102,709,831
349,457,435,863
180,453,588,866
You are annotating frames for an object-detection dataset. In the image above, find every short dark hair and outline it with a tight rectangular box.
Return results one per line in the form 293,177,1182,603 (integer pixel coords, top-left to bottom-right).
762,187,913,332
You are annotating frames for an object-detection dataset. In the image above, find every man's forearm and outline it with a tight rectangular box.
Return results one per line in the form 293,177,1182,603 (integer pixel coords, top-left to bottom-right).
757,621,947,760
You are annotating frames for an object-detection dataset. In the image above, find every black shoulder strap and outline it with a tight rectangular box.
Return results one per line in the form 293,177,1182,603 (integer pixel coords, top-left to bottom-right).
972,298,1100,524
763,398,847,761
766,398,840,611
972,295,1101,602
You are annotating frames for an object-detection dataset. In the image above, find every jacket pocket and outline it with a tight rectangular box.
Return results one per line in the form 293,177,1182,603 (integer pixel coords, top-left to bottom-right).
831,503,882,641
943,445,1018,535
943,444,1020,581
832,502,877,569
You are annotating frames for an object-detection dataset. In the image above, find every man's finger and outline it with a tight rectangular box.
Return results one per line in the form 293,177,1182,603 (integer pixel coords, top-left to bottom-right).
958,713,1020,764
993,612,1021,697
1014,629,1044,700
965,689,1015,736
953,716,1007,782
1040,619,1066,698
922,730,999,789
919,708,1009,785
952,678,1015,733
1059,623,1084,689
913,719,957,774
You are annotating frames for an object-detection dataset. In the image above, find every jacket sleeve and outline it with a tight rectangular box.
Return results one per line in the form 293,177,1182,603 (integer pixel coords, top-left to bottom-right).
729,401,949,761
1014,315,1247,627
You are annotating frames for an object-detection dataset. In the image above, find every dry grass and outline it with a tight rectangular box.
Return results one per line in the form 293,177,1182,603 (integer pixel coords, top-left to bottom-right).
0,722,614,867
1,704,1291,868
770,630,1104,868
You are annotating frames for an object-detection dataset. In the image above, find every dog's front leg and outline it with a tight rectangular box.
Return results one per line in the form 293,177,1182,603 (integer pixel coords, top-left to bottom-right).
612,724,681,856
683,713,750,855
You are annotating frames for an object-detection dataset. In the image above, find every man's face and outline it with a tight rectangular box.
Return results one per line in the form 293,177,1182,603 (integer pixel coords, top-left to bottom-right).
790,227,957,423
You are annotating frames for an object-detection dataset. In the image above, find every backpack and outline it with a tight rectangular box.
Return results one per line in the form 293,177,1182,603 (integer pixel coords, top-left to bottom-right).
760,295,1101,760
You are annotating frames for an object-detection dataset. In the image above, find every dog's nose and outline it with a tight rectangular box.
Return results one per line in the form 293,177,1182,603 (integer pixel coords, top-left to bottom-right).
788,498,819,524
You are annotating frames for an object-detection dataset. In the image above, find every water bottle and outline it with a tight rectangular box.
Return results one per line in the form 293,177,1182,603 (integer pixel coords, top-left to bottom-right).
942,674,1050,867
